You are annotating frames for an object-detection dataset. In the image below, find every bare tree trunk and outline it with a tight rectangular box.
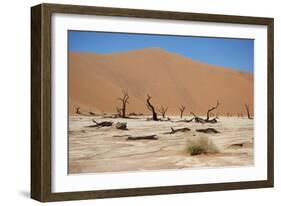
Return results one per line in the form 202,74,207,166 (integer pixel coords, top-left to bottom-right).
245,104,253,119
117,90,130,118
206,101,219,121
146,94,158,121
76,107,81,114
157,106,168,118
122,103,126,117
190,101,220,123
179,105,186,118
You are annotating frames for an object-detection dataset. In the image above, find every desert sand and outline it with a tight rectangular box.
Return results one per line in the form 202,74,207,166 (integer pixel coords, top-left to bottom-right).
69,48,253,116
69,115,253,174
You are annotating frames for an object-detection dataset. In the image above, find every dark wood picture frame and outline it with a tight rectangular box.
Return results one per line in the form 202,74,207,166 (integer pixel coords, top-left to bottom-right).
31,3,274,202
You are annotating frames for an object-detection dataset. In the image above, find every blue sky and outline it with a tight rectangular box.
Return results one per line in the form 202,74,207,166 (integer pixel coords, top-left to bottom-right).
68,30,254,73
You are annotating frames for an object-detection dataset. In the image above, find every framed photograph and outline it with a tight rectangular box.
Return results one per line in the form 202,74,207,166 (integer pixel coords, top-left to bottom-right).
31,3,274,202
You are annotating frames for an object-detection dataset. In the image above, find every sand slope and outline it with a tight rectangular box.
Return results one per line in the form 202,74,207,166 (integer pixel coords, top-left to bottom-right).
69,48,253,116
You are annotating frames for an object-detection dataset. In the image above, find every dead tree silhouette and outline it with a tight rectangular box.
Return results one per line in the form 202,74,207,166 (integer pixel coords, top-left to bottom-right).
76,107,81,115
179,105,186,118
117,90,129,118
190,101,220,123
206,101,220,122
146,94,158,121
157,106,168,118
245,104,253,119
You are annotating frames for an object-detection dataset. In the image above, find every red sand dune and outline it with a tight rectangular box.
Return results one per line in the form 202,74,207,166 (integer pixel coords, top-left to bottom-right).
69,48,253,116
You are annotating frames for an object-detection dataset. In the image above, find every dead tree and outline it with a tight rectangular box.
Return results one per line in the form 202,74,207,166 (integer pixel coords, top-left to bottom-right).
127,134,158,140
190,112,206,123
86,119,113,128
117,90,129,118
157,106,168,118
228,143,246,148
206,101,220,121
75,107,81,114
196,128,219,134
163,127,191,135
89,111,95,116
245,104,253,119
190,101,220,123
146,94,158,121
179,105,186,118
115,122,128,130
207,116,219,123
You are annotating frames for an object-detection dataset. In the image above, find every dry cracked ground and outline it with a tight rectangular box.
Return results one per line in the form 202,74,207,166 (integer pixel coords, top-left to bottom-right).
68,116,254,174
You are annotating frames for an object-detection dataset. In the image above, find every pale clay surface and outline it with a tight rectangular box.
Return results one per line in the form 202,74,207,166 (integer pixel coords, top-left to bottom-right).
68,116,253,174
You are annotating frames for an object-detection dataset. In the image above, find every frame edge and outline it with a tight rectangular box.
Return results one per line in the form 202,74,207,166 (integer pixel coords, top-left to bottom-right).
31,4,43,202
267,18,274,187
39,3,273,25
30,3,275,202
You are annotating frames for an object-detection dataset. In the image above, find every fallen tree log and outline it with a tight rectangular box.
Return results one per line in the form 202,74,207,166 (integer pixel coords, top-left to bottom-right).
113,134,131,138
164,127,191,135
126,135,158,140
115,122,128,130
190,112,206,123
228,143,244,148
190,101,220,123
86,119,113,128
190,113,219,124
196,128,219,134
89,111,96,116
207,116,219,123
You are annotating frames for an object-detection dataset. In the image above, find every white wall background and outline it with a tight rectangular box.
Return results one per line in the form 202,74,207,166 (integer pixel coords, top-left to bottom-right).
0,0,279,205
